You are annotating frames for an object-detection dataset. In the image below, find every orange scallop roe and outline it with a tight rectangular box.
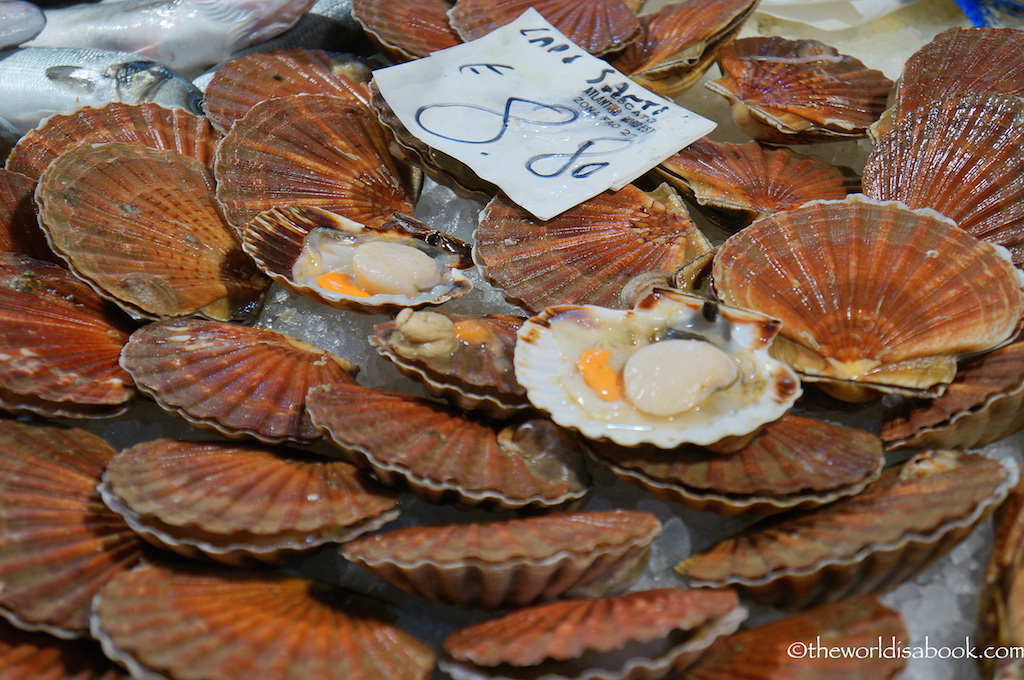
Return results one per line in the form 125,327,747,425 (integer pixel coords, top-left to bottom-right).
316,272,371,297
577,348,623,401
453,320,493,345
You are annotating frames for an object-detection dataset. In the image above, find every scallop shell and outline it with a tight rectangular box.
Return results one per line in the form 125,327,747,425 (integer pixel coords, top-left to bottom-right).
979,473,1024,679
34,142,269,322
0,253,136,419
369,309,530,418
0,168,54,261
6,102,220,181
655,138,860,232
203,49,373,132
91,561,437,680
675,450,1017,609
440,588,746,680
610,0,758,98
446,0,640,57
214,93,414,234
0,618,127,680
242,205,473,314
473,184,712,314
707,37,894,144
306,382,591,511
119,318,360,445
353,0,461,61
588,414,884,516
341,510,661,609
0,418,143,639
514,288,802,449
711,195,1024,401
862,92,1024,266
100,439,400,565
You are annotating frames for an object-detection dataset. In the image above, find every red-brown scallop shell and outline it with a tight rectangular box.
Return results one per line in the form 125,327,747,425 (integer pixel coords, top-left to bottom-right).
100,439,400,565
34,142,269,322
352,0,461,61
0,418,143,639
119,318,360,445
0,618,127,680
341,510,661,609
979,472,1024,679
0,168,54,261
92,561,437,680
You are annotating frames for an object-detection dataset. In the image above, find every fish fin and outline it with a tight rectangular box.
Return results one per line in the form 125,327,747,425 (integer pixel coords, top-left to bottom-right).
44,65,101,94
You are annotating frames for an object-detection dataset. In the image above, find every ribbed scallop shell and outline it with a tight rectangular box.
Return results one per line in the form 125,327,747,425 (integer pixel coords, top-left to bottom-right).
214,93,414,234
0,168,53,261
307,383,591,511
370,309,529,418
0,253,136,419
440,588,746,680
0,419,143,639
242,205,473,314
589,415,884,516
707,37,893,144
341,510,660,609
6,102,220,181
353,0,461,61
34,142,268,322
610,0,757,97
203,49,372,132
979,474,1024,679
655,138,860,232
474,185,711,314
100,439,400,565
711,195,1024,401
91,561,437,680
446,0,640,57
675,450,1017,609
862,92,1024,266
0,618,127,680
119,318,360,445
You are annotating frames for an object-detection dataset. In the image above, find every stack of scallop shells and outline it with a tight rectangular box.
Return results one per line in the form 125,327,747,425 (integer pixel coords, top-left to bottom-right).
0,0,1022,678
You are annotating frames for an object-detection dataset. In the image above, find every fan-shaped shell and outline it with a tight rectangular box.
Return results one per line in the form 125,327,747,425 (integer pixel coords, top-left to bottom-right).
100,439,400,565
0,419,143,639
711,195,1024,401
0,168,53,261
306,382,591,511
862,92,1024,266
341,510,660,609
119,318,360,445
6,102,220,181
0,253,136,419
214,93,414,234
0,618,127,680
34,142,269,322
370,308,529,418
353,0,461,61
589,414,884,516
446,0,640,57
203,49,373,132
440,588,746,680
979,474,1024,679
675,450,1017,609
92,561,437,680
707,37,893,144
474,184,711,314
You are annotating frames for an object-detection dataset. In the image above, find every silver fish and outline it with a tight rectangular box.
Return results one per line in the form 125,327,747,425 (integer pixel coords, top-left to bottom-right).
0,46,203,135
0,1,45,51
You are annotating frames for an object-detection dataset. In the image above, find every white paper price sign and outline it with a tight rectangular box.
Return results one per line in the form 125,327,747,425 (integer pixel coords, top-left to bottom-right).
372,8,716,221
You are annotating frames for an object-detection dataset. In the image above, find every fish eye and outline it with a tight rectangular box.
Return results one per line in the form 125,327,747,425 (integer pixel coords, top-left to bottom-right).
187,91,206,117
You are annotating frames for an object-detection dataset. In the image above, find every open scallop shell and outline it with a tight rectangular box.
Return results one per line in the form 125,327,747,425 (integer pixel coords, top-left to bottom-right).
353,0,461,61
711,195,1024,402
214,93,414,234
588,414,884,516
92,561,437,680
675,450,1018,609
341,510,660,609
440,588,746,680
242,205,473,314
0,253,136,419
306,382,591,511
0,418,143,639
515,288,801,449
862,92,1024,266
6,102,220,181
34,142,269,322
0,168,54,261
0,618,127,680
100,439,400,565
119,318,360,445
707,37,893,144
474,184,712,314
370,309,530,418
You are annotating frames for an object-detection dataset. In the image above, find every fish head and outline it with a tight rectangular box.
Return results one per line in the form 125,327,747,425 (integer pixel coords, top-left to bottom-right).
112,60,204,115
